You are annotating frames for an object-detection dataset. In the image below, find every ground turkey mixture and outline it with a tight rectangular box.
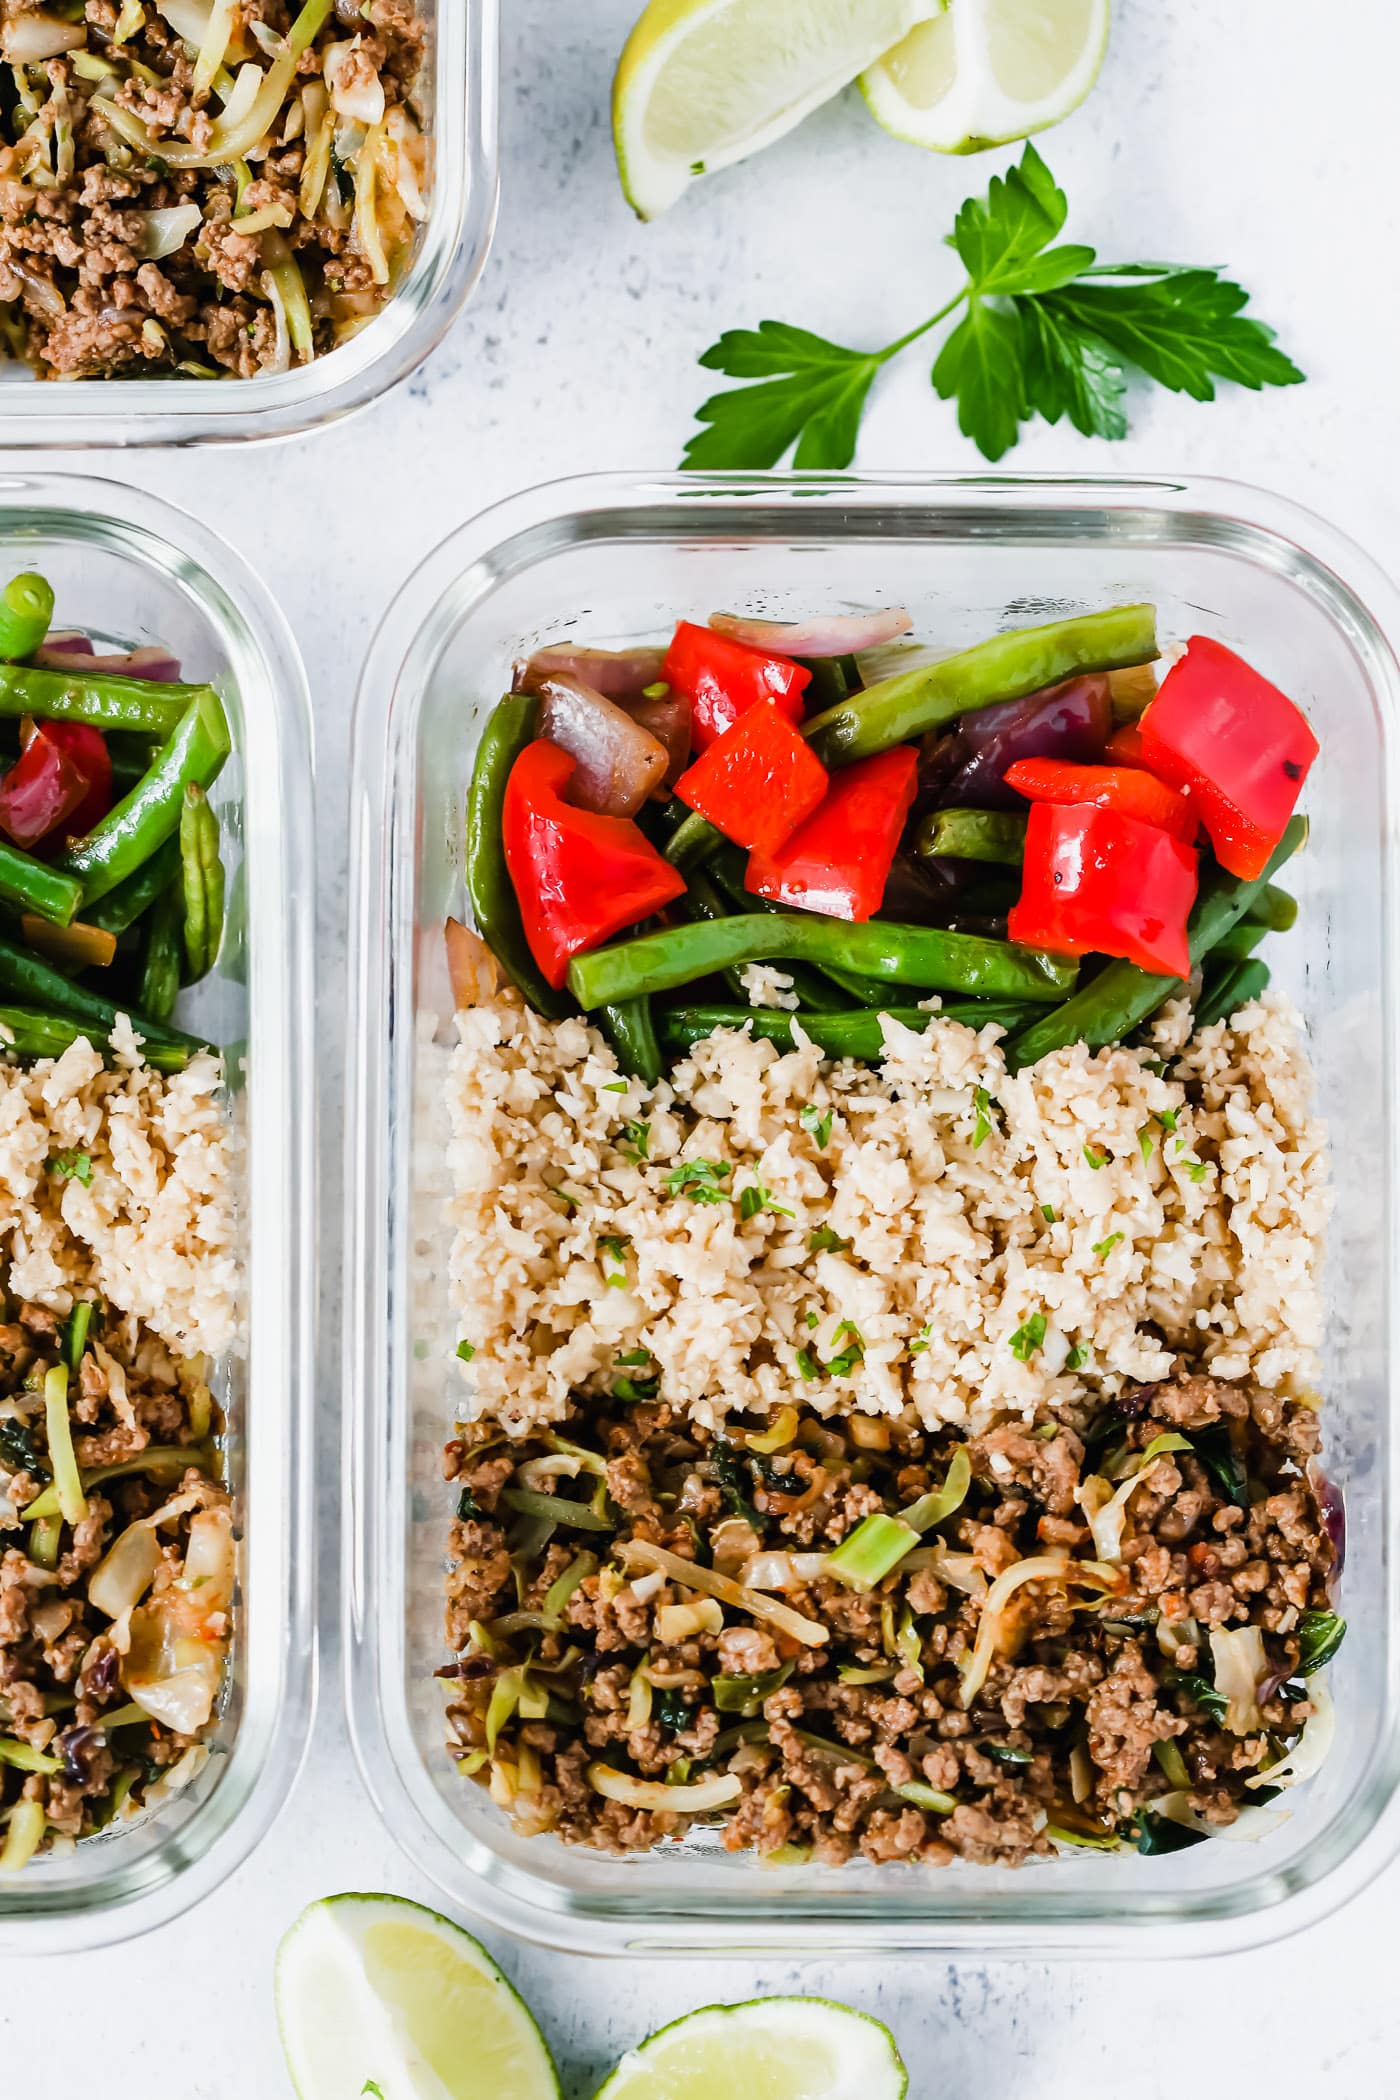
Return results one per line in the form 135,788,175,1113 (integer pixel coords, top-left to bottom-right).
0,0,426,379
0,1298,231,1860
440,1374,1339,1867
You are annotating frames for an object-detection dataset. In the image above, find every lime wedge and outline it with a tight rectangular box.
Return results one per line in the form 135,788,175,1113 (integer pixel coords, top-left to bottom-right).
614,0,946,219
861,0,1110,153
594,1998,908,2100
275,1893,560,2100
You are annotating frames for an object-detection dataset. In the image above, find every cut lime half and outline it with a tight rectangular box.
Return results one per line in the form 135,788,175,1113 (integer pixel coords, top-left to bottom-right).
614,0,946,219
595,1997,908,2100
275,1892,560,2100
861,0,1110,153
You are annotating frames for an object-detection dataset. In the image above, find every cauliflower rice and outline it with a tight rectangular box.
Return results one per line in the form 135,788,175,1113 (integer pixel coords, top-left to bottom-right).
0,1018,236,1359
445,993,1328,1437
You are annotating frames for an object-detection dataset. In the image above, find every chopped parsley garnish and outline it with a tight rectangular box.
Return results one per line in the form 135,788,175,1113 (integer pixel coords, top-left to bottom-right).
825,1321,865,1376
666,1158,732,1203
1139,1129,1154,1163
910,1321,934,1354
800,1103,833,1149
455,1339,476,1363
1182,1157,1209,1183
599,1233,630,1286
47,1149,92,1186
1041,1203,1056,1223
1008,1313,1047,1361
1159,1108,1179,1133
805,1310,819,1329
1064,1343,1089,1371
1083,1145,1108,1170
603,1080,628,1093
548,1183,581,1210
806,1224,853,1255
1091,1232,1124,1259
619,1119,651,1161
796,1346,822,1380
613,1374,659,1401
363,2081,386,2097
616,1348,652,1367
971,1085,998,1148
738,1177,794,1222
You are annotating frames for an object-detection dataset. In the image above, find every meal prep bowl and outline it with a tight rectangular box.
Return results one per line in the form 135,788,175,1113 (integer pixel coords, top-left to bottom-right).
346,469,1400,1957
0,2,497,448
0,472,315,1953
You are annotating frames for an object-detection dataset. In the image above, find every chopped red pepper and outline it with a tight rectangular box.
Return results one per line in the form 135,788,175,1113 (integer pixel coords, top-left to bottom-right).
1008,802,1198,978
663,621,810,752
502,739,687,988
1105,721,1148,766
1003,757,1197,844
674,699,828,856
745,745,919,923
0,725,91,850
1139,638,1317,880
44,721,112,842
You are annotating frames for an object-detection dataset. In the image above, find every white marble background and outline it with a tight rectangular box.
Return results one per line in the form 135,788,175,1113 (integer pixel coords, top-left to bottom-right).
6,0,1400,2090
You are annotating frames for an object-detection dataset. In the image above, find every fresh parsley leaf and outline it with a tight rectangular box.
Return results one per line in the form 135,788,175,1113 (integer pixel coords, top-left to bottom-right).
910,1320,934,1355
363,2082,386,2098
603,1079,628,1093
826,1320,865,1377
1083,1145,1108,1170
1138,1128,1154,1164
1008,1313,1047,1362
800,1102,833,1150
47,1149,92,1185
739,1177,794,1222
1041,1203,1056,1223
619,1119,650,1160
667,1158,732,1203
599,1233,631,1286
807,1224,853,1255
616,1348,652,1367
971,1085,997,1148
1064,1343,1089,1372
1091,1232,1124,1259
795,1346,821,1381
684,143,1302,468
1159,1109,1179,1134
805,1310,819,1329
613,1375,659,1401
455,1339,475,1362
683,322,884,471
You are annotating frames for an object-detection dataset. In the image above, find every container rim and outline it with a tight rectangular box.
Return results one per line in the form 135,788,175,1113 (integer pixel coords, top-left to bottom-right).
0,470,317,1952
0,0,498,448
345,469,1400,1958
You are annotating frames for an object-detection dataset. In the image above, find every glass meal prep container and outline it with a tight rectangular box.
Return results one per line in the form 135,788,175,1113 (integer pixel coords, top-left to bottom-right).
0,2,497,448
0,472,315,1954
345,469,1400,1958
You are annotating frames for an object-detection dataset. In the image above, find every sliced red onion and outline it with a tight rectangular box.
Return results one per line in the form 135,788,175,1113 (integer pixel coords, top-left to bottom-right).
35,641,183,681
1309,1460,1345,1594
513,645,666,706
527,672,668,819
708,607,913,659
627,684,691,793
941,675,1112,810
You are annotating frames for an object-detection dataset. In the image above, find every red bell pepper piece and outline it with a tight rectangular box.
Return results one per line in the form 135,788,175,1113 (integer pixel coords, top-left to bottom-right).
745,745,919,923
1003,756,1197,844
502,739,687,988
0,725,91,850
1139,638,1317,880
44,721,113,842
674,699,828,856
1105,721,1148,766
663,621,810,752
1008,802,1198,979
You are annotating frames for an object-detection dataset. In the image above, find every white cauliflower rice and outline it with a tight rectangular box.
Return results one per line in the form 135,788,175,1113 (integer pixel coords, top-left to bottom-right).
0,1017,237,1358
445,992,1328,1437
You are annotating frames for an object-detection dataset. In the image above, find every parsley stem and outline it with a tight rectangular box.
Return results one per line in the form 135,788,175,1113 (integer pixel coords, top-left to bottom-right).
877,287,970,364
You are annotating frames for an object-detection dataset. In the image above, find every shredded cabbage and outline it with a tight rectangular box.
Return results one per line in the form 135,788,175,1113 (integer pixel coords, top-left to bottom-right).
960,1553,1070,1708
586,1763,741,1813
135,202,202,260
1077,1433,1192,1563
1209,1624,1268,1734
1246,1675,1334,1791
1151,1789,1289,1843
619,1538,827,1648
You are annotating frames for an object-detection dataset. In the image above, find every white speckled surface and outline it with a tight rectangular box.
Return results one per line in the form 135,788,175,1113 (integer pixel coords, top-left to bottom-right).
5,0,1400,2088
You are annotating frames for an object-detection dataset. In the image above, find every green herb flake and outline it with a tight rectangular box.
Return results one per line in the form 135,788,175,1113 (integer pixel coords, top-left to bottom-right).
641,681,670,699
619,1119,651,1161
1139,1129,1154,1164
1064,1343,1088,1371
1159,1108,1179,1134
1041,1203,1056,1223
805,1311,819,1330
598,1233,630,1286
363,2082,386,2098
616,1347,652,1367
800,1103,834,1150
972,1085,997,1148
826,1320,865,1377
796,1347,821,1381
1092,1232,1124,1259
1008,1312,1047,1362
667,1157,732,1204
739,1177,794,1222
603,1079,628,1093
910,1321,934,1355
47,1150,92,1186
806,1224,853,1256
455,1339,475,1363
549,1183,581,1211
613,1375,659,1402
1083,1145,1108,1171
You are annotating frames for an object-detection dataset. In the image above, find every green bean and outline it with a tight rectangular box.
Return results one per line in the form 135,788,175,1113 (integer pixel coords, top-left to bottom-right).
805,604,1159,767
1005,815,1306,1072
917,807,1027,866
678,867,844,1014
816,966,904,1008
83,837,180,935
660,1002,1039,1058
60,689,231,906
465,696,570,1018
569,915,1077,1010
137,880,184,1024
663,807,725,871
1210,919,1267,965
0,1005,191,1071
0,931,203,1053
179,782,224,981
1243,882,1297,933
0,837,82,926
0,662,209,737
0,572,53,661
598,998,662,1085
795,654,859,709
1193,958,1271,1031
707,851,931,1012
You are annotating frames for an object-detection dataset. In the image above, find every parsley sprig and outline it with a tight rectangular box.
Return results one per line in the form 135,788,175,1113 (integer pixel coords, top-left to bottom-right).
683,144,1302,467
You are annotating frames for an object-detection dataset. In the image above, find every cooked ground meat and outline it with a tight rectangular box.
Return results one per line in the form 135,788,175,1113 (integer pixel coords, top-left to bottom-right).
0,0,427,379
0,1300,229,1858
440,1376,1338,1868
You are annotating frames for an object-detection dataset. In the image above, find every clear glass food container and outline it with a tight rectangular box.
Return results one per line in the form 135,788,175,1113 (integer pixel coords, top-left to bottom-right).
345,470,1400,1957
0,3,497,447
0,472,315,1953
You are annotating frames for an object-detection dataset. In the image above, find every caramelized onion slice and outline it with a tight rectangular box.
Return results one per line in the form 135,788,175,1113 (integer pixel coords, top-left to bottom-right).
527,672,668,818
514,646,667,704
709,607,913,658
